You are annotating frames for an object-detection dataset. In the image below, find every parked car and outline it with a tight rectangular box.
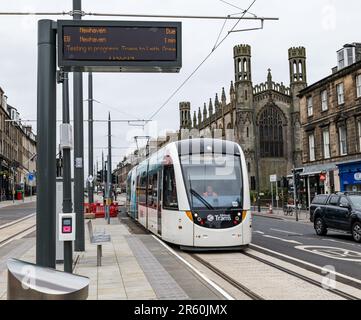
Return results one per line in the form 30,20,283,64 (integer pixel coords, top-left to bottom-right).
310,192,361,242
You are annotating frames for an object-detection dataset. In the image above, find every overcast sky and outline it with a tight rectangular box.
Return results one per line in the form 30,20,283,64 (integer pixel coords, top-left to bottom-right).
0,0,360,175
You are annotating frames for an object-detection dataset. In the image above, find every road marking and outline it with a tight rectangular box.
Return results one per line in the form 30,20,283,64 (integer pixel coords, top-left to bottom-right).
250,243,361,285
296,245,361,262
322,238,360,248
152,235,235,301
263,235,303,245
270,228,303,236
253,231,265,235
0,213,36,230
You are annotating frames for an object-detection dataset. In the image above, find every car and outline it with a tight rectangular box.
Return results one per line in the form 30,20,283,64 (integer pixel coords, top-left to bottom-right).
310,192,361,242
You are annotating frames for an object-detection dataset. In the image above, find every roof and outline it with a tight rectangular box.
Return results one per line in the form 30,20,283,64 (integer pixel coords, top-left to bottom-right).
299,60,361,97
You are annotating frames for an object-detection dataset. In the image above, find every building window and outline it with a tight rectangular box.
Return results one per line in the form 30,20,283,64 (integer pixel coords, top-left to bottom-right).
259,105,284,158
323,128,330,159
307,97,313,116
338,50,345,69
337,83,345,105
339,126,347,156
309,133,315,162
321,90,328,111
356,74,361,98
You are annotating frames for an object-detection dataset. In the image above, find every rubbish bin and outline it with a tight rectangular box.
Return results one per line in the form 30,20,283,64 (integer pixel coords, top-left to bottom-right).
16,190,22,200
7,258,89,300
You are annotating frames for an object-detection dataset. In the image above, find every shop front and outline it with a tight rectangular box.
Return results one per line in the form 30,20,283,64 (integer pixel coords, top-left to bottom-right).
338,161,361,192
300,163,338,209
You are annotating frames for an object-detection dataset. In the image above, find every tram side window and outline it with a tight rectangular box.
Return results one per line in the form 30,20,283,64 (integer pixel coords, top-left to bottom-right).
148,173,158,208
163,165,178,210
138,173,147,206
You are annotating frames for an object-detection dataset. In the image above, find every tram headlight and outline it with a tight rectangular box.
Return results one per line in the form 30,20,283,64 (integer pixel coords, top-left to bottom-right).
235,216,240,222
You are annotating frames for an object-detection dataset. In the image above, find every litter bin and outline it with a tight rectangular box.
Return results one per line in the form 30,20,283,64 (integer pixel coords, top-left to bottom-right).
16,190,22,200
7,258,89,300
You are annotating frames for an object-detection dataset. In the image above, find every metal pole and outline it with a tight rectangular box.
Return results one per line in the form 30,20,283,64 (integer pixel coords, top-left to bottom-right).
107,113,112,225
276,180,279,209
73,0,85,252
88,72,94,205
61,71,73,273
271,182,274,209
253,113,261,212
36,19,57,268
293,167,299,222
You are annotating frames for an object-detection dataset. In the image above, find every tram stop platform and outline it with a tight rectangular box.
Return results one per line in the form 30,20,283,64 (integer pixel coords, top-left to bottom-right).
0,210,225,300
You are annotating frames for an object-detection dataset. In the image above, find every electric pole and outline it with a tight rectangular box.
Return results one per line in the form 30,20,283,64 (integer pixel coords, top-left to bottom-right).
88,72,94,205
73,0,85,252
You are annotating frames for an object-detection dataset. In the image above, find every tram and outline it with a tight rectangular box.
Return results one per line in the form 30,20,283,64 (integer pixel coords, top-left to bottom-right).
126,138,251,250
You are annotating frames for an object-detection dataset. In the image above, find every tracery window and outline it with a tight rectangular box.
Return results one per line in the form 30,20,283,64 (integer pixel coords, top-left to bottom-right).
259,106,284,158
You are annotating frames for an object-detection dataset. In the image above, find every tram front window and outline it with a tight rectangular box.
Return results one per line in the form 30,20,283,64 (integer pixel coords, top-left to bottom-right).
181,154,243,210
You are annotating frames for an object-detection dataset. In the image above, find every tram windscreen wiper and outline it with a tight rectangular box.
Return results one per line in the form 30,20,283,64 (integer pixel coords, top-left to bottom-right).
190,188,214,210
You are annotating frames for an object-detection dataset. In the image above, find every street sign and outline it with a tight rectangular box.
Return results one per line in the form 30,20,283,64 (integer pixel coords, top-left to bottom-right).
75,157,83,169
28,173,34,182
58,20,182,73
270,174,277,183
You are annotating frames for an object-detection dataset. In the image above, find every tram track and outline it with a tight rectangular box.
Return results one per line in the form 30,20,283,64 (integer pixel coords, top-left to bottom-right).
0,215,36,247
242,249,360,301
190,253,263,300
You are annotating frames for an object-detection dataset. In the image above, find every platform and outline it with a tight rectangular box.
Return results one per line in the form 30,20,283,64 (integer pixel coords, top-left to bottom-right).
0,212,224,300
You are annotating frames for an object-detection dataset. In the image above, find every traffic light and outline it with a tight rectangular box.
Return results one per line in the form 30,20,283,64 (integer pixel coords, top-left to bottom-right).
112,174,117,184
96,170,102,183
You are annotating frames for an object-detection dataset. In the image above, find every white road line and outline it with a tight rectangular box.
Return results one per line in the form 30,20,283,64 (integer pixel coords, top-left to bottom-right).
322,238,360,248
250,243,361,285
152,235,235,301
0,213,36,230
270,228,303,236
263,235,303,245
253,231,265,235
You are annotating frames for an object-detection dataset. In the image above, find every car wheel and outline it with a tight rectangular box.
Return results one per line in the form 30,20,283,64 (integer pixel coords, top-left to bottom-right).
315,217,327,236
352,222,361,243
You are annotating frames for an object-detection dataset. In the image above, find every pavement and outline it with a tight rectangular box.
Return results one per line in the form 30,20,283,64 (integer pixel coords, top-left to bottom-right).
251,207,311,223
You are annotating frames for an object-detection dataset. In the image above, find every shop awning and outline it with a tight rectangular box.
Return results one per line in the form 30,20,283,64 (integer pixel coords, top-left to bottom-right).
300,163,338,177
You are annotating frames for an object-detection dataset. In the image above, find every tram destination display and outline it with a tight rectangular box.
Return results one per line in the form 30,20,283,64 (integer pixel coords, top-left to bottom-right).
58,20,182,72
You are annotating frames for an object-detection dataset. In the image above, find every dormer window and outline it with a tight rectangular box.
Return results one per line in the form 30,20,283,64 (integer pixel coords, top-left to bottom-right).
337,46,356,70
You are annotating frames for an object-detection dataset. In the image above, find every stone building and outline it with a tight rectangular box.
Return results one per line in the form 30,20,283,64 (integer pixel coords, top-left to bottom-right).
0,87,37,200
299,43,361,207
179,44,307,191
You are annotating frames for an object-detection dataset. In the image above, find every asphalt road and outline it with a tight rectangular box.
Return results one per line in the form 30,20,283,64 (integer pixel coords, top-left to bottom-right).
0,202,36,226
252,215,361,287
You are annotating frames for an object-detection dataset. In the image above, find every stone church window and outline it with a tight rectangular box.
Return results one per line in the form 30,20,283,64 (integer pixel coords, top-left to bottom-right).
259,106,284,158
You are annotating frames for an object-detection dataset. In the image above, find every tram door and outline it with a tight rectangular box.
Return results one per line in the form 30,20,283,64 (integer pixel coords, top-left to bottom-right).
157,170,162,236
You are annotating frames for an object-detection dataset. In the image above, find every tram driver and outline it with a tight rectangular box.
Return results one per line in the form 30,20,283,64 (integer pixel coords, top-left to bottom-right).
203,185,218,198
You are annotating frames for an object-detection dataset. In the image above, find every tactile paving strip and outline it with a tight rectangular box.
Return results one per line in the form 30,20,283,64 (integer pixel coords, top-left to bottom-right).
126,235,189,300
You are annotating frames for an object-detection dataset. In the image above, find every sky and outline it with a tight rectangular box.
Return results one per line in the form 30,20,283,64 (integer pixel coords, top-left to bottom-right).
0,0,360,175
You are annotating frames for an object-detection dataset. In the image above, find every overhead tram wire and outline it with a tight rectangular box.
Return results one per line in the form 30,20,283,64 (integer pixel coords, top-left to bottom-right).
0,11,277,21
218,0,258,18
148,0,259,121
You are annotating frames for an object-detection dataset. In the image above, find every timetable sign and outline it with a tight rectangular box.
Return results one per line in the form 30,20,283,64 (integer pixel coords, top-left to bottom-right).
57,20,182,73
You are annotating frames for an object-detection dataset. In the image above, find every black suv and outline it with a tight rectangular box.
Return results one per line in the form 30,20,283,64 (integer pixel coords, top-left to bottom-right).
310,192,361,243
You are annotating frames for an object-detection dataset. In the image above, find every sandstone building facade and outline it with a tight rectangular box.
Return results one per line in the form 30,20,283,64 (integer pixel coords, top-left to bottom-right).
179,44,307,191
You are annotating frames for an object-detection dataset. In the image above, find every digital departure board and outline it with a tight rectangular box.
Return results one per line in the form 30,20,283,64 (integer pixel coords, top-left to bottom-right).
57,20,182,73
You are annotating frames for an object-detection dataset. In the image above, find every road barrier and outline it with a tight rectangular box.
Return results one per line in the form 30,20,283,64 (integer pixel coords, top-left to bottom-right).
84,201,119,219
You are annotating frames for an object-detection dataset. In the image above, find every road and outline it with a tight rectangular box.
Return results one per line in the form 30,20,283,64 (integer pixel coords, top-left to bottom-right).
252,215,361,286
0,202,36,226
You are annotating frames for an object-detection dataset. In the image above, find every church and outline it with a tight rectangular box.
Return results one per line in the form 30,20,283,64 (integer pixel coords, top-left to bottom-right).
179,44,307,191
